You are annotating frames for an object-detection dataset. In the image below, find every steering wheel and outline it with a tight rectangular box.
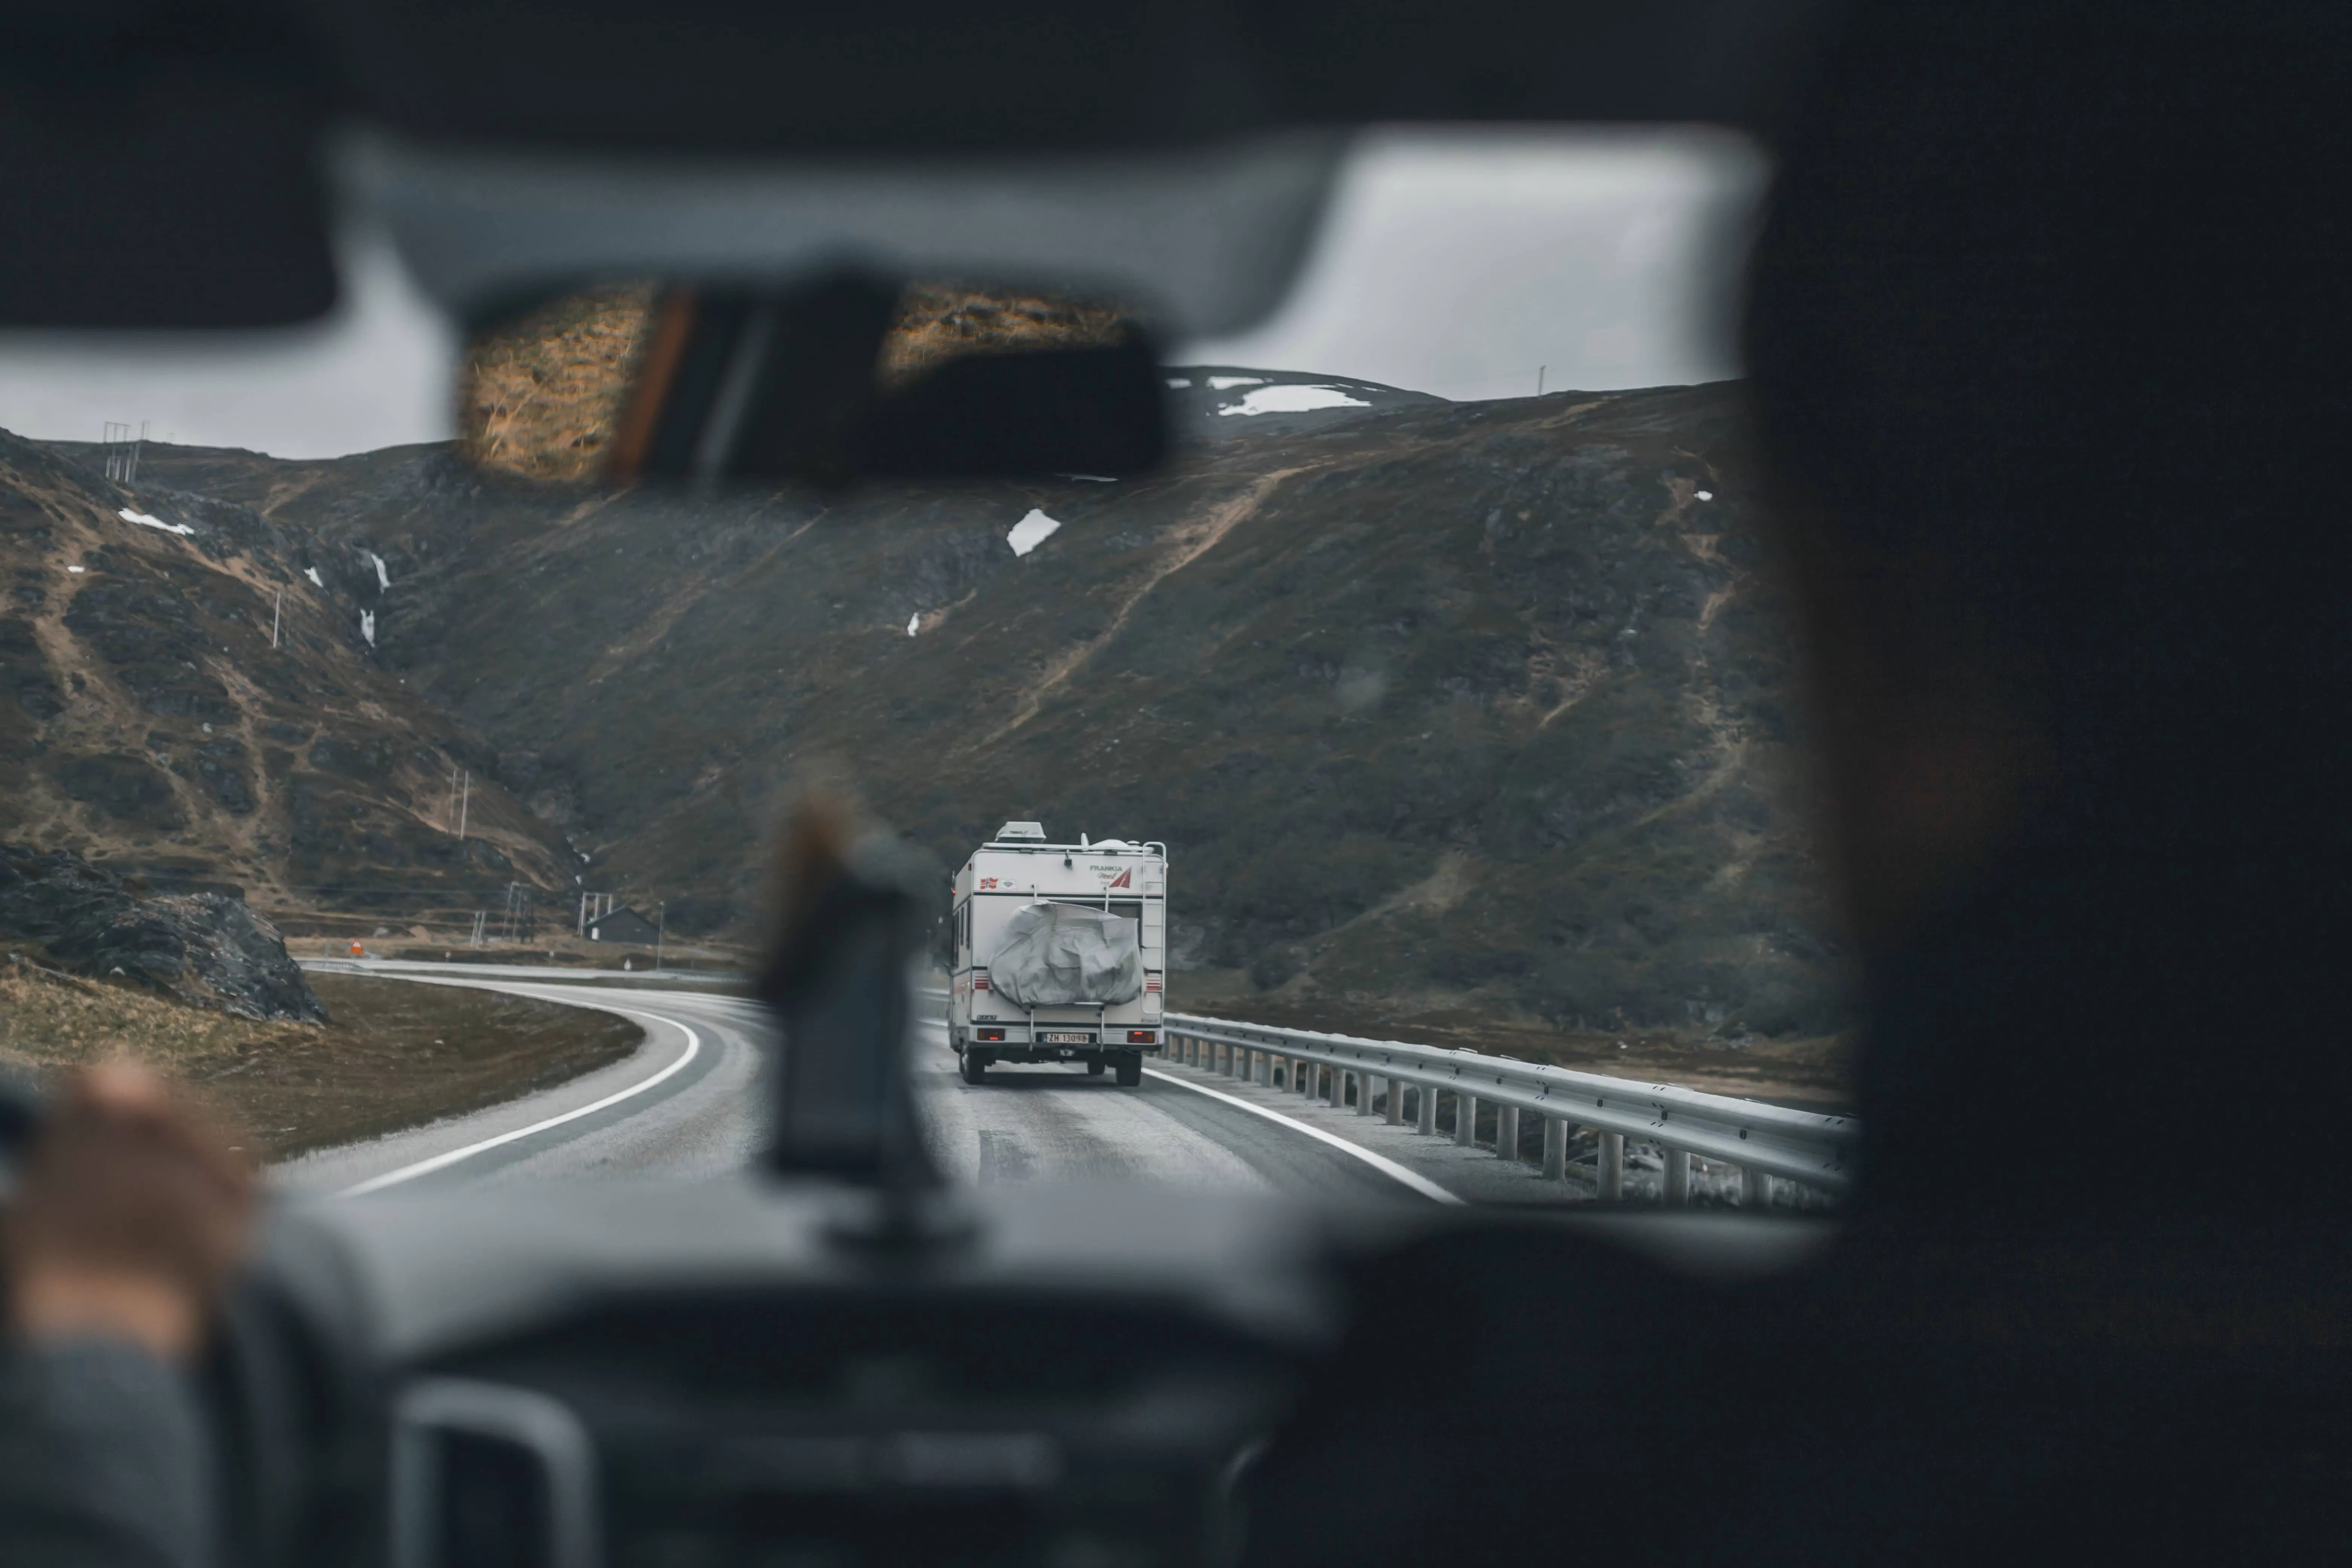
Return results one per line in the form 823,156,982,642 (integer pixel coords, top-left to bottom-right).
0,1073,384,1568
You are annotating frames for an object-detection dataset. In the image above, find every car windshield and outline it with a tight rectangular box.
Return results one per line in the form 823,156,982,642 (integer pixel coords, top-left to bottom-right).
0,128,1852,1209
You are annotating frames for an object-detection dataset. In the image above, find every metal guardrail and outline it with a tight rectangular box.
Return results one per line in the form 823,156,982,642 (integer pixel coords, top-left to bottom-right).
928,989,1857,1205
1161,1013,1854,1204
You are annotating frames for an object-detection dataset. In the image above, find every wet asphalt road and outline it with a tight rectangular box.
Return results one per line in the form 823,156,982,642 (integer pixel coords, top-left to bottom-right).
276,974,1452,1204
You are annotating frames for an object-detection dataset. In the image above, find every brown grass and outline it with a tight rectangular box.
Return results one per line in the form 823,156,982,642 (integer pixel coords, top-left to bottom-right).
876,285,1132,387
0,963,640,1160
458,283,660,484
1170,967,1856,1113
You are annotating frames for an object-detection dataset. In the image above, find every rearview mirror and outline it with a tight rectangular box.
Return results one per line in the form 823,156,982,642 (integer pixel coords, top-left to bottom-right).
456,272,1167,488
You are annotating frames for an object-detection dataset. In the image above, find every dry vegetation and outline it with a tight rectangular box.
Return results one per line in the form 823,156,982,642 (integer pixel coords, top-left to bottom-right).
0,962,640,1160
458,282,660,484
877,285,1132,386
1172,966,1852,1112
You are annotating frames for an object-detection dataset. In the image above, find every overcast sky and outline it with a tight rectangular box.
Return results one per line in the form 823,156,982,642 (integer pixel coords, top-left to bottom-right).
1189,128,1764,400
0,129,1764,459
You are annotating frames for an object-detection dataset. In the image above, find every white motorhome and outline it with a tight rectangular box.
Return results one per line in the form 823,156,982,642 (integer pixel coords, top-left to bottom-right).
948,821,1168,1086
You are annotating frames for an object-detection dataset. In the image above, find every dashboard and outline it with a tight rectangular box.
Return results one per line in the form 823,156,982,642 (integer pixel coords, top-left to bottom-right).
231,1176,1831,1568
254,1178,1368,1568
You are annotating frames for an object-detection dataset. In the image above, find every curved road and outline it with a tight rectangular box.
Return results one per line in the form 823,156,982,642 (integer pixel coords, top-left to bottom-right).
279,972,1491,1204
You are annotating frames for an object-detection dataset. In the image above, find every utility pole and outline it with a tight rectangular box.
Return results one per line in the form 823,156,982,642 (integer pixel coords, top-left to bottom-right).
132,420,146,487
1537,365,1546,397
655,901,665,972
457,771,470,840
578,891,617,938
271,587,283,649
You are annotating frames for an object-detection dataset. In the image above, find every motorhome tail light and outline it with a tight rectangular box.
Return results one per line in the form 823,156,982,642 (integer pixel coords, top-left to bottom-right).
1128,1031,1157,1043
973,974,991,990
979,1028,1006,1042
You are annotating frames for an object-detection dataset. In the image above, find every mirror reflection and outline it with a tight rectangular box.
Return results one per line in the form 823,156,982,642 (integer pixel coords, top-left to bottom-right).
456,277,1161,488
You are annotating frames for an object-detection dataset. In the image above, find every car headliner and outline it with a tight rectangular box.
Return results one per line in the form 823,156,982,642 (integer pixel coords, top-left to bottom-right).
0,0,1834,330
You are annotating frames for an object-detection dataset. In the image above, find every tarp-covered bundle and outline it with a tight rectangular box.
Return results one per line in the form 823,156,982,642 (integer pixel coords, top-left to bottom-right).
988,902,1142,1008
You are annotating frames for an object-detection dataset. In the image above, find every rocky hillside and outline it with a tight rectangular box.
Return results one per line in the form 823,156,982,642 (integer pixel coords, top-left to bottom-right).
0,427,575,921
0,840,322,1021
83,377,1848,1046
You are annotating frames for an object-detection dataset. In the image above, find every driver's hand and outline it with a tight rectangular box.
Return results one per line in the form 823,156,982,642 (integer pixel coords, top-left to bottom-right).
3,1063,254,1363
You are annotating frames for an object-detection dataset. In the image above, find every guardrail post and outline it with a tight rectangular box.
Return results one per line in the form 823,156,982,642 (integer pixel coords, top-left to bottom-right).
1496,1104,1520,1161
1542,1117,1566,1181
1454,1090,1477,1147
1385,1076,1403,1125
1598,1131,1624,1200
1742,1165,1771,1209
1358,1073,1378,1116
1302,1061,1318,1100
1416,1083,1436,1135
1326,1068,1343,1108
1663,1147,1690,1207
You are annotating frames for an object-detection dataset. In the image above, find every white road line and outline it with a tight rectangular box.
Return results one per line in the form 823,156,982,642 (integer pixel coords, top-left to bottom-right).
337,1009,705,1197
1142,1068,1464,1205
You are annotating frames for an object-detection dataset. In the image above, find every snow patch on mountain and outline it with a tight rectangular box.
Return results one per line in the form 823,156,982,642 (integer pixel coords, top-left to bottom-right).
1007,510,1062,557
1217,385,1372,418
120,508,194,537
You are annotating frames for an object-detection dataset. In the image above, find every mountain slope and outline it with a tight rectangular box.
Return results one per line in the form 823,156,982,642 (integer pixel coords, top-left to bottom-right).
0,429,574,918
106,378,1846,1045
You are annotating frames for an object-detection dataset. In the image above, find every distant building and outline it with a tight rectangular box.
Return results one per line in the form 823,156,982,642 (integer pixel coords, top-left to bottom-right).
585,906,661,946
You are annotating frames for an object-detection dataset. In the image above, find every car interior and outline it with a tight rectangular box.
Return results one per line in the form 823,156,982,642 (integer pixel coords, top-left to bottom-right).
4,2,2349,1565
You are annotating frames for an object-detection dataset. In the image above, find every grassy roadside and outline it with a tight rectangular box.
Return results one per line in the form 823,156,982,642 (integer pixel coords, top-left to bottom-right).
0,964,642,1161
1168,968,1855,1112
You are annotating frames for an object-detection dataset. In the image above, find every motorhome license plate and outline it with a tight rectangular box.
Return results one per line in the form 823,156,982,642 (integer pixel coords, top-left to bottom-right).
1043,1032,1091,1044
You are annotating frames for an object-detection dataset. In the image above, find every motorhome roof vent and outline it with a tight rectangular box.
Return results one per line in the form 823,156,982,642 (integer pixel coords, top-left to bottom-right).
994,821,1047,842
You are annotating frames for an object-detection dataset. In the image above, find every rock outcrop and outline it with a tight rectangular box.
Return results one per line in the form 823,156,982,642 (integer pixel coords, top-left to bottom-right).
0,842,326,1021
